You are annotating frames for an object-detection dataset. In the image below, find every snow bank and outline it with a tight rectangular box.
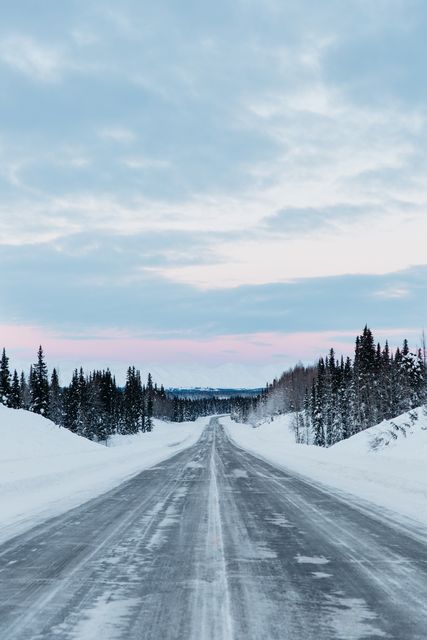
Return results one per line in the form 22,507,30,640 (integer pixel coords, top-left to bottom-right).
223,407,427,529
0,404,206,544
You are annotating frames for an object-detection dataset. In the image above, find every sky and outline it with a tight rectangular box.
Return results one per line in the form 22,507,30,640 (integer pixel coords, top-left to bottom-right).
1,0,427,386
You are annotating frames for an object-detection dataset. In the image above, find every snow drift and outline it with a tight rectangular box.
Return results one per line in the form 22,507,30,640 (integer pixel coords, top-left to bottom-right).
0,404,206,544
223,406,427,529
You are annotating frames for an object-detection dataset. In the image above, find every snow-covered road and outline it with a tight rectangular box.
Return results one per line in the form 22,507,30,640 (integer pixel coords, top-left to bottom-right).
1,418,427,639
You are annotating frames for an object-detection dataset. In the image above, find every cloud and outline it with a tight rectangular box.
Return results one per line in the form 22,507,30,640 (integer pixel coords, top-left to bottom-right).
152,208,427,288
374,287,411,299
0,228,425,339
121,156,170,170
0,0,427,363
0,34,64,82
71,28,100,47
263,204,372,235
98,127,136,143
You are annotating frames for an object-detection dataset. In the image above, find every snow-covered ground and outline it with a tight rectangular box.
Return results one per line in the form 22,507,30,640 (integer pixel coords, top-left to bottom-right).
0,404,207,544
223,407,427,529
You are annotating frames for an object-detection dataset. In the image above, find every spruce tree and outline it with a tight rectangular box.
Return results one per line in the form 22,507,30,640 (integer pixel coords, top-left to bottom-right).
141,384,146,432
48,368,63,425
10,370,21,409
146,373,154,432
20,371,30,409
380,341,393,420
76,368,87,436
30,346,49,415
353,326,377,430
64,369,80,433
397,343,424,411
97,369,118,440
123,367,143,434
312,359,326,446
83,372,103,440
0,348,12,407
340,356,353,439
10,369,21,409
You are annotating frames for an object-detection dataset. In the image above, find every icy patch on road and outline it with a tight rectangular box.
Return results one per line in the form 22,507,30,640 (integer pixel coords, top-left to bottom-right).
296,554,330,565
145,529,168,552
186,461,204,470
66,594,139,640
173,486,188,499
268,513,291,528
256,544,277,559
325,594,387,639
146,504,180,552
231,468,248,479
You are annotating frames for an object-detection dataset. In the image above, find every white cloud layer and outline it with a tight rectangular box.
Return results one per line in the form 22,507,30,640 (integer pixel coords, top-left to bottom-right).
0,35,64,82
98,127,137,143
0,1,426,296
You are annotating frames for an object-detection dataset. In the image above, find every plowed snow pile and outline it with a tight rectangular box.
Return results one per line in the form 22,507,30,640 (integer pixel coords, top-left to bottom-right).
224,407,427,528
0,404,206,544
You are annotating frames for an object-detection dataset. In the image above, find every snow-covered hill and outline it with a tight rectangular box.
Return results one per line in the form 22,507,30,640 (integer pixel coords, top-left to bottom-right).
0,404,100,460
224,406,427,528
0,404,206,544
333,407,427,458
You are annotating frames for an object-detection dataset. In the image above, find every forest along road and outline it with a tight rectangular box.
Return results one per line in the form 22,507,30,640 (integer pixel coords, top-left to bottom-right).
1,419,427,640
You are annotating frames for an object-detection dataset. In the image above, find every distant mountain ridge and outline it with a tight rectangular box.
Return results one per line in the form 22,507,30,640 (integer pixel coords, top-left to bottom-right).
139,363,282,389
167,387,262,399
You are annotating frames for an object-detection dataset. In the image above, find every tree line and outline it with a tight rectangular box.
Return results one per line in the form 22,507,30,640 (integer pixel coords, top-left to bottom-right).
233,326,427,446
0,346,250,442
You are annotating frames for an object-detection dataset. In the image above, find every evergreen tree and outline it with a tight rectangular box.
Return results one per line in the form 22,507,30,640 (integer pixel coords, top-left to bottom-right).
421,330,427,403
379,341,393,420
63,369,80,433
10,370,21,409
82,372,103,440
302,387,311,444
172,395,181,422
48,368,63,425
122,367,143,434
353,326,377,430
397,344,424,412
141,384,147,431
75,368,87,436
341,356,354,439
312,359,325,446
146,373,154,432
20,371,31,409
0,348,12,407
30,346,49,415
97,369,118,441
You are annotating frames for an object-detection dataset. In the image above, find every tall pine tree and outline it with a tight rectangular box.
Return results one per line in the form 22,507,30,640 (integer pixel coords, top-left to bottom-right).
0,348,12,407
30,346,49,415
48,368,63,425
10,370,21,409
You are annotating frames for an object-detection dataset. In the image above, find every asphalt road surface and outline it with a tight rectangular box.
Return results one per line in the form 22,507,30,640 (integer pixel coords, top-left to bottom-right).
1,418,427,640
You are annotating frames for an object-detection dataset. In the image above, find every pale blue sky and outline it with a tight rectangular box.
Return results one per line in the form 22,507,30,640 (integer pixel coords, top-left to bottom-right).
0,1,426,377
